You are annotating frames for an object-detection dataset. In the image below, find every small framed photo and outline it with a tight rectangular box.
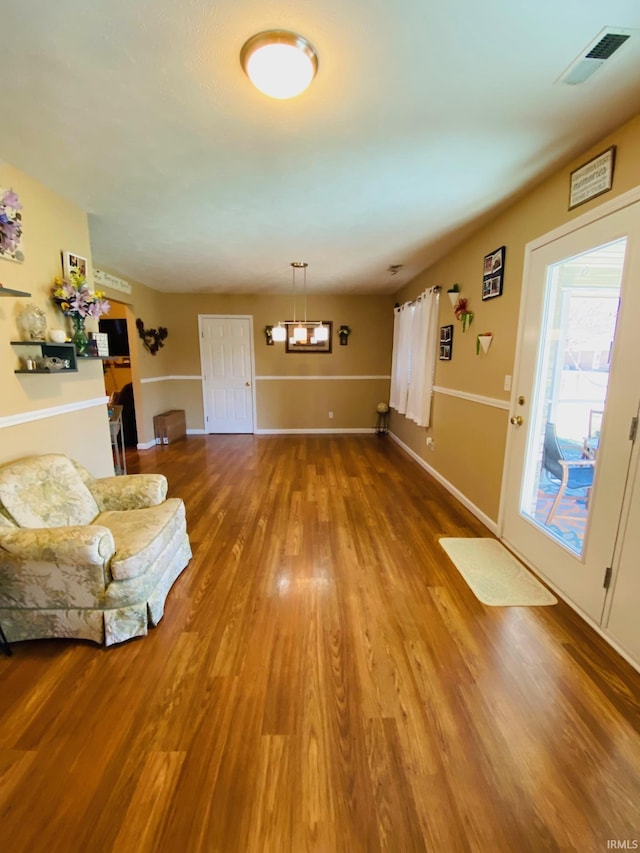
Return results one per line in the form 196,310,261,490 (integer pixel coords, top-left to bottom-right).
90,331,110,357
482,246,505,301
62,251,88,281
439,324,453,360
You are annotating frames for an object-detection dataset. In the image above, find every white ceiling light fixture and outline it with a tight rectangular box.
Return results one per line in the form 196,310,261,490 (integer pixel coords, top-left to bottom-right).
240,30,318,99
271,262,328,345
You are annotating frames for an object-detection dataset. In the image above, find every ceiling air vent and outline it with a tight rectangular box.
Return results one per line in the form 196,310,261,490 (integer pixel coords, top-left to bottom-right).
557,27,634,86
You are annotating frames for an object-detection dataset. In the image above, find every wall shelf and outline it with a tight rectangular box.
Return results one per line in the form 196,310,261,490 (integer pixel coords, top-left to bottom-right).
11,341,78,374
0,287,31,297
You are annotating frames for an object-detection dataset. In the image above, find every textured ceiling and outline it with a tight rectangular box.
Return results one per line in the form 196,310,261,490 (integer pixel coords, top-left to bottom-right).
2,0,640,294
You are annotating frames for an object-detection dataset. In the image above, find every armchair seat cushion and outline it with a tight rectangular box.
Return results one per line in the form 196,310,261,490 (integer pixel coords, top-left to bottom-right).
100,498,186,581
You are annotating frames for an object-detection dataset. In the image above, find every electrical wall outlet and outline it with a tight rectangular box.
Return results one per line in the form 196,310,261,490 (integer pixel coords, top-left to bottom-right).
328,411,334,419
426,436,434,449
504,374,512,391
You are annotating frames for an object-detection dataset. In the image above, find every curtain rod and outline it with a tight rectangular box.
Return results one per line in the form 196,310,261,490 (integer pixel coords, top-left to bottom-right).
395,285,441,309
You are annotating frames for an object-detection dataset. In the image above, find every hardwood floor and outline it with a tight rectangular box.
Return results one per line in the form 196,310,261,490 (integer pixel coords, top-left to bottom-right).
1,435,640,852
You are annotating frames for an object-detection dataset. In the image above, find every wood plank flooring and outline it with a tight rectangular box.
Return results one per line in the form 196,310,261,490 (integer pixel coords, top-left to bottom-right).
1,435,640,852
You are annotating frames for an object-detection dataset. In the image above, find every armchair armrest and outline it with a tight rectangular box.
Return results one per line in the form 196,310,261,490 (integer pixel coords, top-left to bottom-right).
89,474,168,511
0,525,116,608
558,459,595,468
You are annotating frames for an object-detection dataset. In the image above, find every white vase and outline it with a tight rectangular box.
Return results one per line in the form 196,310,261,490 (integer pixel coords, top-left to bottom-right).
478,334,493,354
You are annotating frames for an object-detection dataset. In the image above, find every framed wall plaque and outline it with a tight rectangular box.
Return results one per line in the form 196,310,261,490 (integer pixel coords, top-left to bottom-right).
569,146,616,210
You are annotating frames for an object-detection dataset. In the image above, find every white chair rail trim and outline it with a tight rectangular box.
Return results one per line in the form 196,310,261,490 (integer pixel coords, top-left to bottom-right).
0,397,110,430
139,374,389,383
433,386,510,411
140,375,202,383
257,375,390,381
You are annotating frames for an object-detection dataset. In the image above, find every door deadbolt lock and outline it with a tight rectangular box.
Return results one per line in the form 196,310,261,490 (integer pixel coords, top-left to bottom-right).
510,415,524,426
518,396,526,406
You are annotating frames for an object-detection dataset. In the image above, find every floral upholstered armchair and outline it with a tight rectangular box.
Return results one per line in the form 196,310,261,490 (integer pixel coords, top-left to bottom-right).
0,454,191,647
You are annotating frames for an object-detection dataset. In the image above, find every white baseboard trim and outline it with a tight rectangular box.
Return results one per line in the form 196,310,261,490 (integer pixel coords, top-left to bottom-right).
255,428,376,435
138,428,376,441
0,396,110,430
389,431,498,535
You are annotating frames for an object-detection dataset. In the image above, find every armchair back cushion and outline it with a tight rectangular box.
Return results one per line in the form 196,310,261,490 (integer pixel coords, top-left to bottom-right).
0,454,99,529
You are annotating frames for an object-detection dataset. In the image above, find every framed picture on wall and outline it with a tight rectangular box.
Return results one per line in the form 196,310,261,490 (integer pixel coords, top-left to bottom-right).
439,324,453,360
285,321,332,353
62,251,88,281
482,245,505,300
569,146,616,210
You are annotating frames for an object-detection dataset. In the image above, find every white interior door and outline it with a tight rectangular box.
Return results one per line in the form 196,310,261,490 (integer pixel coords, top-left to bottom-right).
199,315,254,433
501,199,640,624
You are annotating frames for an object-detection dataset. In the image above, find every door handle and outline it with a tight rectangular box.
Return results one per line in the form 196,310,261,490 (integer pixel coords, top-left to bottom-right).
510,415,523,426
245,381,250,387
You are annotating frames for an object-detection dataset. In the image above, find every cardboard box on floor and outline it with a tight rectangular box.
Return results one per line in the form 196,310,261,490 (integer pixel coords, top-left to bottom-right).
153,409,186,445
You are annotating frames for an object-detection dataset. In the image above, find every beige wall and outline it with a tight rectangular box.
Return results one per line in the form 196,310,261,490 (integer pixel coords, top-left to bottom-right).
86,287,394,442
392,111,640,523
0,162,114,475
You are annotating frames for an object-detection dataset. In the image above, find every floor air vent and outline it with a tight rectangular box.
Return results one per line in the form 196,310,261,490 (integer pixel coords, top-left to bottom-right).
557,27,634,85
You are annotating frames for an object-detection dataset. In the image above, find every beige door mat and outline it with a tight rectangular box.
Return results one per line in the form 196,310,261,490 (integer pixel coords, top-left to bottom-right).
439,538,557,606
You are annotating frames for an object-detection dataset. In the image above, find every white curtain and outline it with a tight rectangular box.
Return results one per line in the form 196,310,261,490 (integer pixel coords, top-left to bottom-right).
405,289,438,427
390,302,413,414
389,289,439,427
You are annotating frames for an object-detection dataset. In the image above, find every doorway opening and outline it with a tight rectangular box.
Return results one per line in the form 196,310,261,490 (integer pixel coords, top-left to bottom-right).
101,299,140,451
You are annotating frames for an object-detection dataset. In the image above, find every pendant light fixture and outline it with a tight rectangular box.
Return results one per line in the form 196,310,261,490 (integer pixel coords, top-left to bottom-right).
271,262,328,345
240,31,318,100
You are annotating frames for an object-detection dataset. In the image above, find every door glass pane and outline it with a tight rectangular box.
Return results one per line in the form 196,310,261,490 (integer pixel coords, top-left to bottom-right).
520,238,626,558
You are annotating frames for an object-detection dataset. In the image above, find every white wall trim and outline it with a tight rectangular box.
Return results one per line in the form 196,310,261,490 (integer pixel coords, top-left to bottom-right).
433,385,510,410
255,428,376,435
186,428,206,435
389,431,498,535
137,439,158,450
140,375,202,383
257,375,390,381
0,397,109,430
526,184,640,253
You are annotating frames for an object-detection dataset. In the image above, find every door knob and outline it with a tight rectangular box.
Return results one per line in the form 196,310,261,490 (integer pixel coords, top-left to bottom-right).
245,381,250,387
510,415,523,426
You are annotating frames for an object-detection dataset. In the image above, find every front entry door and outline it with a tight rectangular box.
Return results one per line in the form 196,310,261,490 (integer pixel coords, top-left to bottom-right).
199,316,254,433
501,199,640,624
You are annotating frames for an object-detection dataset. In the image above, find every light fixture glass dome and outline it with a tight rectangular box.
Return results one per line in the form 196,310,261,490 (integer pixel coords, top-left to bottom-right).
241,31,318,99
272,323,287,342
314,323,329,342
